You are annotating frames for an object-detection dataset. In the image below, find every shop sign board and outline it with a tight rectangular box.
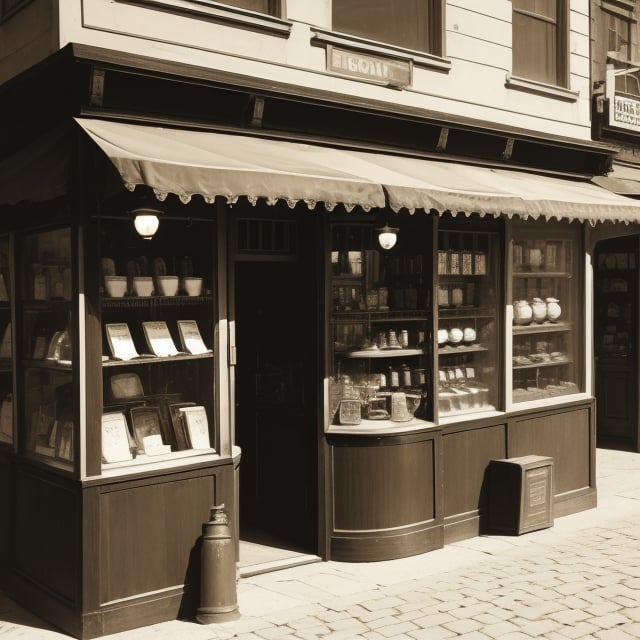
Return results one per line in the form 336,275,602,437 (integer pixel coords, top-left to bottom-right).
327,45,412,88
606,65,640,133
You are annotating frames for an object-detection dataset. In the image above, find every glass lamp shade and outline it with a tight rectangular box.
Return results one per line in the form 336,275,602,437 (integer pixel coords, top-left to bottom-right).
132,211,160,239
377,225,399,250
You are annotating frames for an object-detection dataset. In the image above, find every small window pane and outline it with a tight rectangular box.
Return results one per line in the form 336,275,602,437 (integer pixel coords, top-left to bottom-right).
333,0,430,53
607,12,631,59
513,12,558,84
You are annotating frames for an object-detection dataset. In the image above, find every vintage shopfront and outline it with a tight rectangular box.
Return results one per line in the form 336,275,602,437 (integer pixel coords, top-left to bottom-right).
2,47,640,638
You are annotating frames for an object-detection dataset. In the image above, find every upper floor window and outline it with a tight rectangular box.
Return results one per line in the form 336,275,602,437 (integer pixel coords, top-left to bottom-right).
607,10,632,58
332,0,442,55
512,0,569,87
221,0,279,14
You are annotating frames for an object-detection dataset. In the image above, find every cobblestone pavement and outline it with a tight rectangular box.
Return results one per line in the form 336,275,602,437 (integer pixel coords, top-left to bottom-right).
2,448,640,639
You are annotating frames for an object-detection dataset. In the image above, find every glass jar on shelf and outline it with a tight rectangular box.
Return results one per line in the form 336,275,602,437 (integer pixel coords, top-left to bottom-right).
436,227,499,418
328,216,432,427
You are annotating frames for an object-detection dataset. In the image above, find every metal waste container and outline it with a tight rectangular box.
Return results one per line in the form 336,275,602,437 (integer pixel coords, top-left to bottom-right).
489,455,554,535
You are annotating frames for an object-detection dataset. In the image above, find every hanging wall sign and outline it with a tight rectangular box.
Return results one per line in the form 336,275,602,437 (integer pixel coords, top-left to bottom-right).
606,64,640,132
327,45,412,88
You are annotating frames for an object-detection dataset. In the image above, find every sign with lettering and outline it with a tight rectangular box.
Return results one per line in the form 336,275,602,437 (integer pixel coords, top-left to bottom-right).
612,94,640,130
606,65,640,132
327,46,412,88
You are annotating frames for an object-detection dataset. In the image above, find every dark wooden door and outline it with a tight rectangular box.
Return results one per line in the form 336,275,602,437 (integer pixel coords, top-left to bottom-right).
594,235,640,451
234,258,318,550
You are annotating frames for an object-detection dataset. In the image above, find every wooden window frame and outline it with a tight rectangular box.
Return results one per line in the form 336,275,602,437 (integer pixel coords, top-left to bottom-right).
512,0,570,89
331,0,444,58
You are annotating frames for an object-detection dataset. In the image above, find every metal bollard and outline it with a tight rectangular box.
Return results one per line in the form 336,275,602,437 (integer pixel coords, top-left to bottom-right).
196,504,240,624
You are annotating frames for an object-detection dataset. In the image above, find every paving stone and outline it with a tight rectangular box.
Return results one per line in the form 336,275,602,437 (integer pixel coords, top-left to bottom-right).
442,617,484,634
551,621,601,638
587,612,632,628
407,627,458,639
510,617,563,636
477,619,520,638
411,611,457,627
374,621,420,638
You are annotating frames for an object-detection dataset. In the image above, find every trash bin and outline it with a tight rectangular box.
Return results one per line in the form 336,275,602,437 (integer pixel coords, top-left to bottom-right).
489,455,554,535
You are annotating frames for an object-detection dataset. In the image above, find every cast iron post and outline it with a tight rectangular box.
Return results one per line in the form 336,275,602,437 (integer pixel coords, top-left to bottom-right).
196,504,240,624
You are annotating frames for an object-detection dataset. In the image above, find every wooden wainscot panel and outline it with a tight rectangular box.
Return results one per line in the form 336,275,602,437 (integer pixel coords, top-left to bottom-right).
329,431,442,562
14,466,80,606
442,421,508,543
509,402,595,516
90,463,235,637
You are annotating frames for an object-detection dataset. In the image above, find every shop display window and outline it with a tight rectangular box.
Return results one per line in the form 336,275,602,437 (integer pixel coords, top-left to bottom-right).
437,228,500,418
99,216,217,470
511,220,582,404
19,227,74,468
328,218,432,427
594,237,637,361
0,236,12,445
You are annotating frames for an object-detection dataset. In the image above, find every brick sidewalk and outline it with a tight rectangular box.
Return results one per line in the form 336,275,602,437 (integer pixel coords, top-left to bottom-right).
3,447,640,639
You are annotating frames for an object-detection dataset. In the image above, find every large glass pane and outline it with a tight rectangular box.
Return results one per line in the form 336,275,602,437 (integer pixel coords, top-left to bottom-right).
436,228,500,418
513,11,557,84
333,0,430,52
511,221,582,404
99,215,217,470
20,228,74,469
329,216,432,428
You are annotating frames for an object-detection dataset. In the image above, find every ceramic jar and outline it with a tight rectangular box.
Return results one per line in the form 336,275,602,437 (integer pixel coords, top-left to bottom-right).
545,297,561,322
514,300,533,325
531,297,547,323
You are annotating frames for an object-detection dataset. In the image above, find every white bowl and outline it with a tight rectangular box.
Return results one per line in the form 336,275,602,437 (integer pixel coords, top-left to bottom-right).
105,276,127,298
157,275,179,297
133,276,154,297
183,276,203,297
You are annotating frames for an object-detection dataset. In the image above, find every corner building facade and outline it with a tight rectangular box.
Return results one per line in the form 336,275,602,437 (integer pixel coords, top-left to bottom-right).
1,1,639,637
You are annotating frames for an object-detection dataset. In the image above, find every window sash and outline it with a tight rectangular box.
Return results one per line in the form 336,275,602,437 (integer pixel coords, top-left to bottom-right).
332,0,440,55
512,0,567,87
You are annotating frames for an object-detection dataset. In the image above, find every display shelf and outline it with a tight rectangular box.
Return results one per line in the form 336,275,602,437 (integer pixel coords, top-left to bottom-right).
101,294,213,309
438,344,489,355
102,352,213,367
513,358,572,370
512,271,572,279
343,348,423,359
512,321,572,335
439,306,496,319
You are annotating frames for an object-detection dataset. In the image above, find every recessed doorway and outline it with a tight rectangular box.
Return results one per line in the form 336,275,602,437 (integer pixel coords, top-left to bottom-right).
233,219,320,574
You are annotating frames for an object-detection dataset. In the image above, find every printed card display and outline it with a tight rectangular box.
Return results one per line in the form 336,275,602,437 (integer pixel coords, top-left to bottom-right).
179,406,212,450
101,412,134,463
105,323,139,361
142,321,179,357
168,402,195,451
177,320,210,355
130,406,165,454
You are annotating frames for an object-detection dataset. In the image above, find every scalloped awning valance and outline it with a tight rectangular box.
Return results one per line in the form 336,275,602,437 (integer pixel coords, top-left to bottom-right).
5,117,640,226
75,117,640,225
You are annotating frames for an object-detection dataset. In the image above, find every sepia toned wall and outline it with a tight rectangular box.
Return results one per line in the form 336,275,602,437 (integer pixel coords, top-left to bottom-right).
1,0,592,141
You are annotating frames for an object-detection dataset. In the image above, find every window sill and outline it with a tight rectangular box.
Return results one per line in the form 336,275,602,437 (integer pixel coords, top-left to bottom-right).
115,0,292,37
505,74,579,102
311,27,451,74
